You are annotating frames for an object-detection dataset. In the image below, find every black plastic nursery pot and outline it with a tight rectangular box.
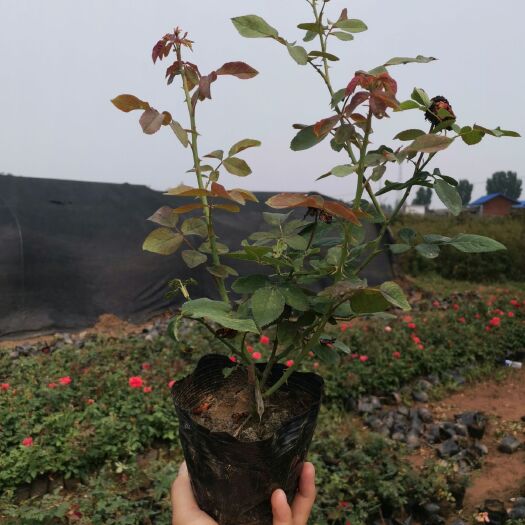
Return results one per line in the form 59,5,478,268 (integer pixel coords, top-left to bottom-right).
172,354,324,525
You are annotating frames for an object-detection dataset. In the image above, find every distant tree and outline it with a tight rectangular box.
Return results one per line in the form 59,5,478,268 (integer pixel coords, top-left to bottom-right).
412,187,432,206
486,171,522,200
457,179,473,205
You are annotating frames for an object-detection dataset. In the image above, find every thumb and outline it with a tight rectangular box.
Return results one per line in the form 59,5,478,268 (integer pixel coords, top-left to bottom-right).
171,462,200,514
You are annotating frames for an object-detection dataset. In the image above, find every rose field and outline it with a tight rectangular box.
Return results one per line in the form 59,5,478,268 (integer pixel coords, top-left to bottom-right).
1,278,525,525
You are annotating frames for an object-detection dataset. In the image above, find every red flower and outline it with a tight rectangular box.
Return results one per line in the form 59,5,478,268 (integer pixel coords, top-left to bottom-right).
432,300,440,308
22,437,33,447
229,356,237,362
1,383,9,391
485,325,491,332
489,317,501,327
143,386,153,393
407,323,416,330
417,344,424,350
452,303,460,311
313,362,319,369
86,399,95,405
141,363,151,370
475,313,481,319
351,353,359,359
48,382,58,389
359,355,369,363
58,376,71,385
403,315,413,323
339,501,349,508
308,351,314,357
392,351,401,359
411,335,421,344
340,323,349,332
246,345,254,354
168,380,176,389
508,311,515,318
285,360,294,368
510,299,519,306
252,352,262,360
458,317,466,324
259,335,270,345
128,376,143,388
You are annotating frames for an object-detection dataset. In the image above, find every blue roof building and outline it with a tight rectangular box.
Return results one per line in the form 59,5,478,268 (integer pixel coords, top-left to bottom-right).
468,193,519,216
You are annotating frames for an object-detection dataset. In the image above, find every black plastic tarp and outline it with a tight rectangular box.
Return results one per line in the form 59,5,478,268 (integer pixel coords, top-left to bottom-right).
0,174,392,338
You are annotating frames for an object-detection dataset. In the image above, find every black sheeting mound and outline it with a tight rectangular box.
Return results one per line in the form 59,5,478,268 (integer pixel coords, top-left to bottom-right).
0,174,392,338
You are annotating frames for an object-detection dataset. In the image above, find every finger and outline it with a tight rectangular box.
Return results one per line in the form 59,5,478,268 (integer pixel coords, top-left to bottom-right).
171,462,200,515
272,488,293,525
291,462,316,524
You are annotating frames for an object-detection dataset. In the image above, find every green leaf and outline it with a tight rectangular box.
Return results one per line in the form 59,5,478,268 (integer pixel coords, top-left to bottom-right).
334,19,368,32
371,165,387,182
199,241,229,255
384,55,436,66
263,211,292,226
312,343,340,365
251,287,286,327
332,340,351,355
297,22,324,33
331,88,347,108
460,126,484,146
308,51,339,61
281,285,309,311
277,321,298,345
181,250,207,268
204,149,224,160
395,100,420,111
303,30,317,42
331,164,356,177
399,227,416,245
170,121,189,148
394,129,425,141
389,243,411,254
207,264,238,278
228,139,261,157
142,228,183,255
232,275,269,294
423,234,451,243
472,125,520,138
223,157,252,176
231,15,279,38
448,234,506,253
380,281,411,311
290,125,328,151
350,289,390,314
287,44,309,65
181,217,208,237
334,124,355,144
433,169,458,186
415,243,440,259
406,134,453,153
147,206,179,228
284,234,308,251
411,88,431,108
332,31,354,41
434,179,463,216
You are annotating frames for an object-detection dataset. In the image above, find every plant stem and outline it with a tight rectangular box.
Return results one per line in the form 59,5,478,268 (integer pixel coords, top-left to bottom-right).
353,108,373,211
176,45,229,304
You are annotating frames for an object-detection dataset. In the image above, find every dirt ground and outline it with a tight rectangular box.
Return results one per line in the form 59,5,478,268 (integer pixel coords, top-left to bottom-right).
409,368,525,518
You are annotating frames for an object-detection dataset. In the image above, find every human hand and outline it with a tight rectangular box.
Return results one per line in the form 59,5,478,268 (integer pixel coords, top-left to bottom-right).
171,461,316,525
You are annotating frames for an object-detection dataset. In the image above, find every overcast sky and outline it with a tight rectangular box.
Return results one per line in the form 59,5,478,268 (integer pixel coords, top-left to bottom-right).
1,0,523,207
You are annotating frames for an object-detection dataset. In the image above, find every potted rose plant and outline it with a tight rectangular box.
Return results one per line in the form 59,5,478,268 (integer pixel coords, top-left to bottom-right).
112,4,518,524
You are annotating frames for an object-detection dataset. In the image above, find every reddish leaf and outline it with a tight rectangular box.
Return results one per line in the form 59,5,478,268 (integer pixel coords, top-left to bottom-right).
165,184,211,197
173,203,205,214
344,92,369,115
338,8,348,22
266,193,311,209
161,111,172,125
213,203,241,212
111,94,150,113
166,61,183,85
210,182,233,201
152,40,165,64
322,200,361,225
197,71,218,100
230,189,259,203
216,62,259,79
313,115,339,137
140,109,164,135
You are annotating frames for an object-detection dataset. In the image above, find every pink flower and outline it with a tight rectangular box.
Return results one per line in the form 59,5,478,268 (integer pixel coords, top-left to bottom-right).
128,376,143,388
407,323,416,330
417,344,424,350
458,317,466,324
510,299,519,307
359,355,369,363
285,360,294,368
86,399,95,405
259,335,270,345
143,386,152,393
384,326,392,333
246,345,254,354
48,382,58,389
351,353,359,359
508,311,515,318
252,352,262,360
411,335,421,344
1,383,9,391
403,315,413,323
392,351,401,359
58,376,71,385
340,323,348,332
168,380,176,389
452,303,459,311
489,317,501,327
432,300,440,308
485,325,491,332
474,313,481,319
22,437,33,447
308,351,314,357
141,363,151,370
313,362,319,369
229,356,237,362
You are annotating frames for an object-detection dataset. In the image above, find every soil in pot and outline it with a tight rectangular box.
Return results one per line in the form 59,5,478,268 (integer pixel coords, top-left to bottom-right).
172,354,323,525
